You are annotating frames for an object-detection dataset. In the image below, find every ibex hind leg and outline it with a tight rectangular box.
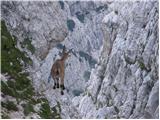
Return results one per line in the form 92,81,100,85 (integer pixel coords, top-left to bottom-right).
60,85,65,95
56,78,59,88
62,85,65,90
53,85,56,89
60,90,64,95
53,79,57,89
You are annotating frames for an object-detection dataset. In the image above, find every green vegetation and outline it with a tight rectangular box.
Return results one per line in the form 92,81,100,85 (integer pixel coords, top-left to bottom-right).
138,60,151,72
1,81,15,97
67,19,75,32
21,37,35,54
1,20,35,101
96,101,103,109
1,20,36,116
75,12,85,23
39,100,61,119
39,102,52,119
1,101,18,111
1,21,32,73
138,61,146,70
1,20,61,119
22,103,35,116
57,101,61,113
1,113,10,119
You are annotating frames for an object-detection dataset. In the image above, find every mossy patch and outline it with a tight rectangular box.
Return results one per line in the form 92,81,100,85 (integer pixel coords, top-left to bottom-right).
138,60,151,72
96,101,103,109
38,100,61,119
1,81,15,97
1,20,34,97
21,37,35,54
1,20,59,119
138,61,146,70
1,20,36,113
1,20,33,73
1,101,18,111
1,112,10,119
22,103,35,116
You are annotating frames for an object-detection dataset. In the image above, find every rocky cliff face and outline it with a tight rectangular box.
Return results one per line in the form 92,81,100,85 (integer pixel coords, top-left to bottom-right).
77,1,159,119
1,0,159,119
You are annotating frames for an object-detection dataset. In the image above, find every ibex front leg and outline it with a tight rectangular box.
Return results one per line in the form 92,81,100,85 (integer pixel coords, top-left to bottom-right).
56,78,59,88
53,77,57,89
60,74,65,95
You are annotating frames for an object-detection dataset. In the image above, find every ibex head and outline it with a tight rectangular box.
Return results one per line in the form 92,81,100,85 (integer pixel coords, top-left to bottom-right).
61,45,71,60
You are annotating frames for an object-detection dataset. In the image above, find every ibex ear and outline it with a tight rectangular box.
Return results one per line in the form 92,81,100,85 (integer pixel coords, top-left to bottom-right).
68,48,73,53
67,49,72,57
67,52,71,57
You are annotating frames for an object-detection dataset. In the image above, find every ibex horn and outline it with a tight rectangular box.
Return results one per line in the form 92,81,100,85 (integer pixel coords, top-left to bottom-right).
62,45,66,53
68,48,73,53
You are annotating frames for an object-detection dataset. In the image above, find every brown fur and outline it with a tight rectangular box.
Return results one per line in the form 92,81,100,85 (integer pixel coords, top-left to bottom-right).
51,46,70,95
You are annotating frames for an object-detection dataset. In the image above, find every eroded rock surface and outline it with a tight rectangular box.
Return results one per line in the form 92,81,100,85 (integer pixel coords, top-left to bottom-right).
1,0,159,119
77,1,159,119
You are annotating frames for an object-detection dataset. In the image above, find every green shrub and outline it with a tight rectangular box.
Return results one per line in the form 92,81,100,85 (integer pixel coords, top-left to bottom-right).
1,20,34,101
1,113,10,119
1,81,16,97
1,20,56,119
22,103,35,116
138,61,146,70
21,37,35,54
2,101,18,111
39,100,61,119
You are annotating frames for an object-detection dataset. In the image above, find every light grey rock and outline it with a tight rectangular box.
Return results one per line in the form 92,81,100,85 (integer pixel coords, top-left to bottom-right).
1,1,68,59
1,0,158,119
78,0,159,119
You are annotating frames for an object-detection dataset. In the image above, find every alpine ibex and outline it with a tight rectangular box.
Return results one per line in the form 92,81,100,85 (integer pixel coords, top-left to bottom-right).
51,46,71,95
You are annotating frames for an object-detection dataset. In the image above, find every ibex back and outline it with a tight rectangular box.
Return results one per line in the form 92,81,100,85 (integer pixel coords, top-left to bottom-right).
51,46,71,95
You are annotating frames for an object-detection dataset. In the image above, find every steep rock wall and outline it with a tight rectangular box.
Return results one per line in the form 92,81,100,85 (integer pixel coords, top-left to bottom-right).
77,1,159,119
1,0,159,119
